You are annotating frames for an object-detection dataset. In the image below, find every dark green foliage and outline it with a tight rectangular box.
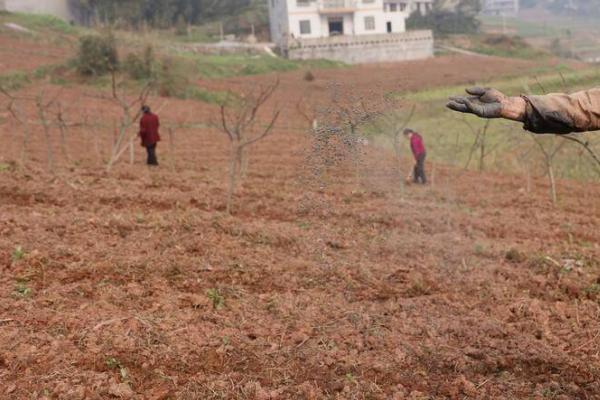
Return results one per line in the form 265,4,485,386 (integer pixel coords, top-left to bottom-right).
72,0,253,28
407,0,480,35
77,33,119,76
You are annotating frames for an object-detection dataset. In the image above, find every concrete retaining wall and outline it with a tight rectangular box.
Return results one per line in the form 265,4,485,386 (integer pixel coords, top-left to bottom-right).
286,30,434,64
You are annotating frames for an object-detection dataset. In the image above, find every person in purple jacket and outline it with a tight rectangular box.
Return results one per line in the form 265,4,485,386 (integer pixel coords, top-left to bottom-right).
404,128,427,184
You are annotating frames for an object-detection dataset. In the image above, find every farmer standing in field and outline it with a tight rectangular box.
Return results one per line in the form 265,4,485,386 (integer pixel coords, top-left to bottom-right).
139,105,160,166
446,87,600,134
404,128,427,184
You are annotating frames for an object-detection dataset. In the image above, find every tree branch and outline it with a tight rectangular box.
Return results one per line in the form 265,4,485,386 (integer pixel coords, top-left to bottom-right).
242,109,281,148
561,135,600,176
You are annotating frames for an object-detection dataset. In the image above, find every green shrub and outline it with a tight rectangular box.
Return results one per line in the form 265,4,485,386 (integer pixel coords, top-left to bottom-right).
175,15,188,36
123,45,156,80
0,71,30,91
184,87,231,104
77,33,119,76
157,57,187,97
406,6,480,36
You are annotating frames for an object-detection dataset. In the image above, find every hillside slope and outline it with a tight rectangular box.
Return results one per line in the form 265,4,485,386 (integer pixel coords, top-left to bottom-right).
1,20,600,399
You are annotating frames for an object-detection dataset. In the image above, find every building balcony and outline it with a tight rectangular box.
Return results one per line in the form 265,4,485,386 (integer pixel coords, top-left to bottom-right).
318,0,358,14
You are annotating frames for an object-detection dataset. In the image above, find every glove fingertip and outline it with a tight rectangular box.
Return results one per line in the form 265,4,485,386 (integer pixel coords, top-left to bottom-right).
446,101,468,113
465,87,484,95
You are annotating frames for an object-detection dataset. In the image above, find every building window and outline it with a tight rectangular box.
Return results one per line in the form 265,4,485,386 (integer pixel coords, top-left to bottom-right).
399,2,407,11
364,16,375,31
297,0,310,6
299,20,311,35
390,3,398,11
363,0,375,3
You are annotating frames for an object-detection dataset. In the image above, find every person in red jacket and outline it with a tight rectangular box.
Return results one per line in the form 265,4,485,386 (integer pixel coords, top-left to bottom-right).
139,105,160,166
404,128,427,184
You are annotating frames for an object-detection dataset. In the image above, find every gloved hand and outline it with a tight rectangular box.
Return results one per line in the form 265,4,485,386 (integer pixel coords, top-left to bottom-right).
446,87,526,121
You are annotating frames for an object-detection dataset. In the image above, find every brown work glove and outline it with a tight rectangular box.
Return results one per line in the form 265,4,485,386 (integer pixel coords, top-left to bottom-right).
446,87,526,121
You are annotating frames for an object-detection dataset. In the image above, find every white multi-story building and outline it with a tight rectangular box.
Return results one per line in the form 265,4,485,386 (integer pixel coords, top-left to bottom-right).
268,0,434,63
269,0,433,46
410,1,434,15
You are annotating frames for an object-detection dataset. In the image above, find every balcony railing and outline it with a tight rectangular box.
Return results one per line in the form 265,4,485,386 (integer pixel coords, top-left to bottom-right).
318,0,358,12
285,30,434,49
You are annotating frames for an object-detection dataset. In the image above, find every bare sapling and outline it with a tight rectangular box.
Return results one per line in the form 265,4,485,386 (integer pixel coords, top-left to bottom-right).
515,141,536,193
560,134,600,178
55,101,71,163
531,134,568,205
461,118,500,172
296,96,320,133
36,89,71,172
215,78,281,213
0,87,31,167
1,86,65,172
35,91,60,172
318,85,383,188
102,70,153,171
520,75,600,202
53,96,85,165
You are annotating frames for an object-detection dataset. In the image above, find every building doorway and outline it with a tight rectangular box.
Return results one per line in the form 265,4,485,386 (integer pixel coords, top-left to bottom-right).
328,18,344,35
386,21,392,33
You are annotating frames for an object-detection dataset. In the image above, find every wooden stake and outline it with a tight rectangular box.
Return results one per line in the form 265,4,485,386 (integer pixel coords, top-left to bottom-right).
129,136,134,165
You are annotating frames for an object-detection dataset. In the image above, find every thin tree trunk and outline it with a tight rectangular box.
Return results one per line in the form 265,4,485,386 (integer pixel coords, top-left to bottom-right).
57,120,70,164
168,127,175,170
526,161,531,193
449,130,461,167
56,105,70,164
548,161,557,205
20,120,30,168
226,145,241,214
36,99,54,172
108,118,131,171
239,146,248,179
129,136,134,165
479,134,486,172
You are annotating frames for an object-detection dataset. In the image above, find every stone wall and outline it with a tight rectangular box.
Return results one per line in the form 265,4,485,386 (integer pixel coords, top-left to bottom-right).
285,30,434,64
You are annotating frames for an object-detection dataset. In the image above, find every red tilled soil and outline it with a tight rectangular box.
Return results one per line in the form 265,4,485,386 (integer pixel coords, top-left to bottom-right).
0,34,69,73
1,40,600,399
200,54,570,110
